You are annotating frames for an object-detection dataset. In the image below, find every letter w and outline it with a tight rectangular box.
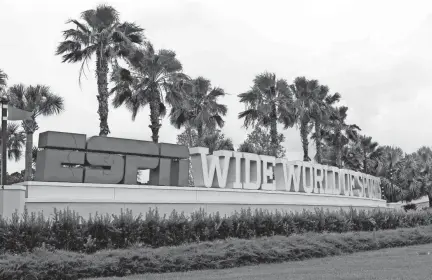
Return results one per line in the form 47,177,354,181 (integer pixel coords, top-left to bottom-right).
189,148,232,188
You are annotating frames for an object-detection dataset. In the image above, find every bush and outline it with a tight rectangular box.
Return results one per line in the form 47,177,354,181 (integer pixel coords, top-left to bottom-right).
2,226,432,280
403,203,417,212
1,207,432,254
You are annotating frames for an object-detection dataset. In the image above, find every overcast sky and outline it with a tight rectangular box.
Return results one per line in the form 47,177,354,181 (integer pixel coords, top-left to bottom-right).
1,0,432,172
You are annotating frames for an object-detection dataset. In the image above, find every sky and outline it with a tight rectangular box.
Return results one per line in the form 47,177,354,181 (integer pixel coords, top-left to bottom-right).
1,0,432,173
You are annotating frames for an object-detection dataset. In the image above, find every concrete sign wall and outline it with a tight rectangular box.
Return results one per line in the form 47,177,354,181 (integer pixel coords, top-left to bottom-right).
34,131,381,200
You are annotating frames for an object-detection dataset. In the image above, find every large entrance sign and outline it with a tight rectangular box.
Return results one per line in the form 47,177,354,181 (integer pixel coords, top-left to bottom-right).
35,131,190,186
190,148,381,199
34,131,381,200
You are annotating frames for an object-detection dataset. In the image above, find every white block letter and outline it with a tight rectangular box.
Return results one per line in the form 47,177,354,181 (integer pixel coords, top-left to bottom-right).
260,155,276,191
243,152,262,190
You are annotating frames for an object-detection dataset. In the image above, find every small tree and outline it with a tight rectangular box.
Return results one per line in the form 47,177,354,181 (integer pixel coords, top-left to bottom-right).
238,126,286,158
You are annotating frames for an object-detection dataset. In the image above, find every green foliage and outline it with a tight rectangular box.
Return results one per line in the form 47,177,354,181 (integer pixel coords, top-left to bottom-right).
2,207,432,255
238,126,286,158
238,72,294,157
170,76,228,145
2,225,432,279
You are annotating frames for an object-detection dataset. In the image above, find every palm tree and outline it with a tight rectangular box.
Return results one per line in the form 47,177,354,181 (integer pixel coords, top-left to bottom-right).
111,43,188,143
356,135,383,174
7,84,64,181
289,77,326,161
311,86,341,164
0,123,26,183
56,4,145,136
0,123,26,161
374,146,404,202
238,72,294,157
412,147,432,207
322,106,360,168
170,77,227,146
0,69,7,93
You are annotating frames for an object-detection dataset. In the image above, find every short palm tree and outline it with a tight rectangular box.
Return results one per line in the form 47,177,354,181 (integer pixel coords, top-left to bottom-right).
111,43,188,143
56,4,145,136
0,69,7,93
356,135,383,174
238,72,294,157
7,84,64,181
376,146,404,202
0,123,26,161
289,77,326,161
411,147,432,207
170,77,227,146
322,106,360,168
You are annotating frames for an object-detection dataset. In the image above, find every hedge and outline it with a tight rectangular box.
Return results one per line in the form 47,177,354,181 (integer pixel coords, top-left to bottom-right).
0,207,431,254
2,226,432,280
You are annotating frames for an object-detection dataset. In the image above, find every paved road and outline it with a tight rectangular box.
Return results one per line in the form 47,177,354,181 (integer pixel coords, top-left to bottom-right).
89,244,432,280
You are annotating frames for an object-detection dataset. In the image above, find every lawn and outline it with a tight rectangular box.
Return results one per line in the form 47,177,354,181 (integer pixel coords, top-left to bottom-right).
87,243,432,280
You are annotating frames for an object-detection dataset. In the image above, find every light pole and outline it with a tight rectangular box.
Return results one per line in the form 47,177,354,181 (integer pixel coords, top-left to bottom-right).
1,98,8,188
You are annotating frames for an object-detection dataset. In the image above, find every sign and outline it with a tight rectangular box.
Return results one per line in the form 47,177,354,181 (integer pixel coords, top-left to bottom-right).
34,131,381,200
190,147,381,199
35,131,189,186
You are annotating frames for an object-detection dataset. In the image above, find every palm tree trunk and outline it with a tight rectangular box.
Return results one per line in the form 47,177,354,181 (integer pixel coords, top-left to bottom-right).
149,93,161,143
270,105,278,157
300,118,311,161
314,121,322,163
335,146,342,168
197,124,203,146
24,132,33,181
96,52,110,136
363,152,367,174
187,125,193,147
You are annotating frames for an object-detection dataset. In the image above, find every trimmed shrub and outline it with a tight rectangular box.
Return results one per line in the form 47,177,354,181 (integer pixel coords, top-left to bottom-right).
1,207,432,254
2,226,432,280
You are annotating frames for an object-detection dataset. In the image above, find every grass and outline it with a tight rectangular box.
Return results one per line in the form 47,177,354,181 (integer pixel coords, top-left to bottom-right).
88,243,432,280
2,226,432,279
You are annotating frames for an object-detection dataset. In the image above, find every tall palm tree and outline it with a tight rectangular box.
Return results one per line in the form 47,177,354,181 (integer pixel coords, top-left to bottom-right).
238,72,294,157
170,77,227,146
111,43,188,143
56,4,145,136
311,86,341,164
289,77,325,161
322,106,360,168
7,84,64,181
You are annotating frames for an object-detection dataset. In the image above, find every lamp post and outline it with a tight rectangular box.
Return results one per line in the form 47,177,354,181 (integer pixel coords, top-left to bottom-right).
1,98,7,188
